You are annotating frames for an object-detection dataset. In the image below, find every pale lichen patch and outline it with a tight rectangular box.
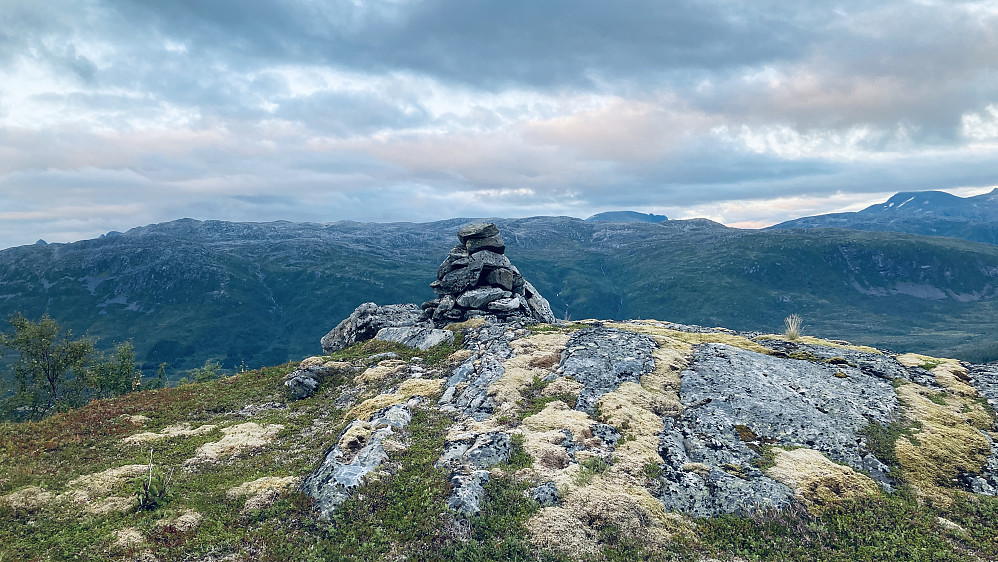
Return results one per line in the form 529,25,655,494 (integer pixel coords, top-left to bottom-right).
57,464,148,514
347,378,443,421
530,476,693,558
113,527,145,548
542,376,584,398
758,335,881,354
488,333,570,411
65,464,147,500
764,448,879,511
610,321,774,356
337,421,374,451
354,360,407,384
521,401,592,440
526,506,600,558
227,476,299,512
156,509,203,532
897,353,978,397
0,486,52,511
124,422,217,444
122,414,150,426
188,423,284,463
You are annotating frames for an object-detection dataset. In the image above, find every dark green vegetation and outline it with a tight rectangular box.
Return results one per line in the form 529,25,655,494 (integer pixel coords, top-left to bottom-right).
0,313,145,421
700,491,998,561
860,417,924,469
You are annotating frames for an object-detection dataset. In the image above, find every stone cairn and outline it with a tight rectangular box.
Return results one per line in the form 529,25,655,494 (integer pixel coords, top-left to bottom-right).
421,223,556,325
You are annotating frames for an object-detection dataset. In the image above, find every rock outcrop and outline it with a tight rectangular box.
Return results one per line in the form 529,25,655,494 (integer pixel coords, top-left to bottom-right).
321,303,422,353
421,223,557,325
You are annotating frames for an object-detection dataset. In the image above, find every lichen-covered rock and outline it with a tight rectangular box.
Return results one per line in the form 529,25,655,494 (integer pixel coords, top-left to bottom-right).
320,302,422,353
655,342,902,516
438,320,517,421
559,327,657,412
284,359,356,400
375,325,454,350
969,363,998,410
533,481,561,506
448,471,491,515
303,401,416,518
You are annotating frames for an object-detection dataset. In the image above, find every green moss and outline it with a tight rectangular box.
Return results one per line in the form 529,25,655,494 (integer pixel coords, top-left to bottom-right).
734,424,778,455
519,376,578,420
824,357,852,366
927,392,949,406
787,351,821,362
919,359,945,371
859,417,923,470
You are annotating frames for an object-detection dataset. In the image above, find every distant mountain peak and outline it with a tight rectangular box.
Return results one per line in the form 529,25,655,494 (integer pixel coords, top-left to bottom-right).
771,188,998,245
585,211,668,223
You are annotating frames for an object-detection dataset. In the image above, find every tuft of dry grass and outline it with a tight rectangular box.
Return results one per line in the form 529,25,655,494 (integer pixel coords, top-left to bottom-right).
784,314,803,341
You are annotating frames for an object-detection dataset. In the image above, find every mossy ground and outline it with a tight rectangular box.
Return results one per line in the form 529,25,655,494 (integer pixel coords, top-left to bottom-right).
3,327,998,561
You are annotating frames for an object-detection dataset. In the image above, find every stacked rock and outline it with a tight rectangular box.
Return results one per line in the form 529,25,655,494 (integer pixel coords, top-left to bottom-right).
422,223,557,325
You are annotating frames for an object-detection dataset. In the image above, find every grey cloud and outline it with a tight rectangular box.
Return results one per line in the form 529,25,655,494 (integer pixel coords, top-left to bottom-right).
3,0,998,250
109,0,802,88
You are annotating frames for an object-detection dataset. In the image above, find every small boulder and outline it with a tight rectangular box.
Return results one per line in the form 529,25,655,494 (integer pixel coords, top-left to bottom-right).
375,326,455,351
457,287,509,308
320,303,422,353
457,223,500,243
532,481,560,507
466,234,505,254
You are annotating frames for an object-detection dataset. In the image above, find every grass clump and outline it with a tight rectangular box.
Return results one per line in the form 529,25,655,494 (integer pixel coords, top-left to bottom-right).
505,434,534,471
783,314,803,341
519,377,579,420
573,456,613,486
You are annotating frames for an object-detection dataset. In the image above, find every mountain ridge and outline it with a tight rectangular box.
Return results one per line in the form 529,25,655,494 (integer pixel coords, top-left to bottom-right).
3,215,998,380
772,188,998,244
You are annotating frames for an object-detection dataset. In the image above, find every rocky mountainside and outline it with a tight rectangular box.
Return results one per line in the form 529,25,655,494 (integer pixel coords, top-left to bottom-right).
585,211,669,223
3,214,998,382
3,277,998,560
772,189,998,245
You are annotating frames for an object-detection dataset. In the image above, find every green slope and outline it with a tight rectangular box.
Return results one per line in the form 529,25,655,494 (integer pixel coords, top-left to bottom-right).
2,216,998,379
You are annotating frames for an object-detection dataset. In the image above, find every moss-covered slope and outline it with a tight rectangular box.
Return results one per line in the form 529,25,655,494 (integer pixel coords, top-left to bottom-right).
3,318,998,561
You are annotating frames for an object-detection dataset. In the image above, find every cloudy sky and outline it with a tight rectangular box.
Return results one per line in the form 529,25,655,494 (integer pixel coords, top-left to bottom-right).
2,0,998,249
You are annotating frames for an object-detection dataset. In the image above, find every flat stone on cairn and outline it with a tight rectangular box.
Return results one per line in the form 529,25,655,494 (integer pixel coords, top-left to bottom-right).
423,223,556,325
